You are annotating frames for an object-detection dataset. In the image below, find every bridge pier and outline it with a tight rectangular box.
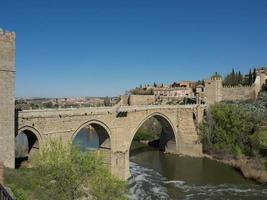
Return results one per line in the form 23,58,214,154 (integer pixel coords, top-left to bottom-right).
111,150,130,180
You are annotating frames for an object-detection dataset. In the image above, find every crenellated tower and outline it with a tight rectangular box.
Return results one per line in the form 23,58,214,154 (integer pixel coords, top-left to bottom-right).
204,76,223,104
0,28,16,168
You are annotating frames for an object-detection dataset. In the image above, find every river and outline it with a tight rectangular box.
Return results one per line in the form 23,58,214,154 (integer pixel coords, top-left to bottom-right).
128,142,267,200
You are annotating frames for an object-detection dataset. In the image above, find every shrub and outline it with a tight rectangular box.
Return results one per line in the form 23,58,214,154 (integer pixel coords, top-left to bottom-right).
32,139,127,200
133,128,159,141
250,129,267,156
200,103,262,156
90,169,127,200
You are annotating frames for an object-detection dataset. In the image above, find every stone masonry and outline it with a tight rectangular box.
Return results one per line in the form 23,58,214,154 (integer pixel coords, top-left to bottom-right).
0,161,3,184
204,70,267,104
17,105,204,180
0,29,16,168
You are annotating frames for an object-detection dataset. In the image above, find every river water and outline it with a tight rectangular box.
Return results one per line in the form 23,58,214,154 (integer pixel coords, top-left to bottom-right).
128,142,267,200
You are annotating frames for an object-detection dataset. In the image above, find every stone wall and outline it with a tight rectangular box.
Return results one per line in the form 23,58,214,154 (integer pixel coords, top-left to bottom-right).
129,95,155,105
222,85,255,101
120,95,155,106
0,29,16,168
204,71,266,104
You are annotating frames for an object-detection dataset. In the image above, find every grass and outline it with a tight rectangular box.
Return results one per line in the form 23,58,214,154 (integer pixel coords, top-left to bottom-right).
4,167,50,200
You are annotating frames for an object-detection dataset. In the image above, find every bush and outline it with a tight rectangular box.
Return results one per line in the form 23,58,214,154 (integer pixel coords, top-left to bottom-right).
90,169,128,200
200,103,262,156
250,129,267,156
32,139,127,200
133,128,159,141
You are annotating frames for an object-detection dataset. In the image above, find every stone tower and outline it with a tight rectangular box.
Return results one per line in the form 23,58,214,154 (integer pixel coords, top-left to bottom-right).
204,77,223,104
0,29,16,168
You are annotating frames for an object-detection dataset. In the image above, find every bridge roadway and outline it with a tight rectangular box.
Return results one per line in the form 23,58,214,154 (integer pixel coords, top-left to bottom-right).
17,104,205,180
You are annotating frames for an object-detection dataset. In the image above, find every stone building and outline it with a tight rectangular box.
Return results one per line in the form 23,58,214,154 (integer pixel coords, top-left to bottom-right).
203,69,267,104
0,29,16,168
154,87,193,98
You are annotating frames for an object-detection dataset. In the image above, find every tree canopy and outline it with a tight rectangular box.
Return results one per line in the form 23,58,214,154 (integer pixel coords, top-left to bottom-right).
32,139,127,200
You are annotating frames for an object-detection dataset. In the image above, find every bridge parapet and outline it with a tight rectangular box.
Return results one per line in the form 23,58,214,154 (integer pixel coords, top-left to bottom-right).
18,104,204,118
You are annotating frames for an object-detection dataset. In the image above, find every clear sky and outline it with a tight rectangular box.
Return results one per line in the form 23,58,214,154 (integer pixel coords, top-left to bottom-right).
1,0,267,97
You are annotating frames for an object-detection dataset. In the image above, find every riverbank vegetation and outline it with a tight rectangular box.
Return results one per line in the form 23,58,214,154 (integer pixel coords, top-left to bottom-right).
133,117,162,142
133,128,160,142
4,139,127,200
200,87,267,182
200,103,265,156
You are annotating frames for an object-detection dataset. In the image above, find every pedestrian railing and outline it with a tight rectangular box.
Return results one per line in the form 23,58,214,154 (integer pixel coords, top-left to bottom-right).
0,184,13,200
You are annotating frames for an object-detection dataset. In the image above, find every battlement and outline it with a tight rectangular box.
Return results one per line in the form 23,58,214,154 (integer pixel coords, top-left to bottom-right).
222,85,253,88
0,28,16,43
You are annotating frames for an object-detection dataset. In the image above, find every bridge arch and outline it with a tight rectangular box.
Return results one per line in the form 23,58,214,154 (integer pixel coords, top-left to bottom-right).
129,112,178,154
15,126,42,168
17,126,42,143
72,120,112,165
72,119,112,142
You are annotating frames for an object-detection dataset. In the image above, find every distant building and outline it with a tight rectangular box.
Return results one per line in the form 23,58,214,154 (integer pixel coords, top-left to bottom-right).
179,81,194,88
195,85,204,93
154,87,193,98
171,81,194,89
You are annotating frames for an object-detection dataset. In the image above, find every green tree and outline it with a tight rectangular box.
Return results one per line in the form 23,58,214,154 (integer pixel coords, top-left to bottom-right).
32,139,127,200
223,68,244,86
200,103,262,156
231,68,236,85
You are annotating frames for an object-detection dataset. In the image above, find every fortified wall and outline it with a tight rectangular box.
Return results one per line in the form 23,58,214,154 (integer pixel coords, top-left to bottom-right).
0,29,16,168
221,85,255,102
204,70,267,104
120,95,156,106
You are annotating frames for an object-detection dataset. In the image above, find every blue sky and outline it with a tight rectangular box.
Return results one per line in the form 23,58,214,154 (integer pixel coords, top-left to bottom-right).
1,0,267,97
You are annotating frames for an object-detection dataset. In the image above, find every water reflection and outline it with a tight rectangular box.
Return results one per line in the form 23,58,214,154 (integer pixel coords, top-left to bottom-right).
15,132,29,158
73,127,99,150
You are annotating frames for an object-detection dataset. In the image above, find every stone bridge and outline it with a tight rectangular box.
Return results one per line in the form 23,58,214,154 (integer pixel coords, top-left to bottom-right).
16,104,204,180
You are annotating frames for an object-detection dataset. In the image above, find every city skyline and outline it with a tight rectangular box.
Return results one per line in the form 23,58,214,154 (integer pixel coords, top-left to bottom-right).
1,0,267,97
